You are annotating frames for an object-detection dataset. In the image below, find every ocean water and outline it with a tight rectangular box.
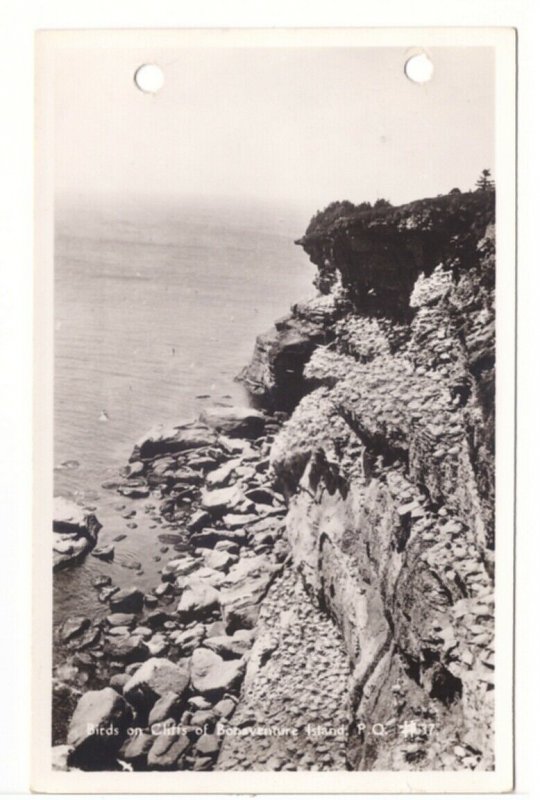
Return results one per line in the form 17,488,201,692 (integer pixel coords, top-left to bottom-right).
53,196,314,625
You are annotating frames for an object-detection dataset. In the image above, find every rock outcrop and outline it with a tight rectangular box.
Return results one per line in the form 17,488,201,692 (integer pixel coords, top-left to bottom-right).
237,190,496,771
53,497,102,570
53,191,496,773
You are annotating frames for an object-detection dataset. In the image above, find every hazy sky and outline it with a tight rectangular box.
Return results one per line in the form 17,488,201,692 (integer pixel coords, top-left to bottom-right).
55,46,494,215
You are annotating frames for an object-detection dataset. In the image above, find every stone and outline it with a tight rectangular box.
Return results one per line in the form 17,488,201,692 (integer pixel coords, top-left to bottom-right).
131,421,215,462
154,582,174,597
52,744,73,771
117,485,149,499
92,574,112,588
187,510,212,533
189,709,216,728
53,508,102,568
169,624,206,655
99,586,119,603
249,529,278,548
244,487,276,505
220,556,279,632
188,455,219,470
144,594,158,608
109,626,132,638
190,647,245,699
133,625,153,638
147,632,169,656
214,540,241,555
190,528,247,548
106,613,136,628
222,513,260,529
192,756,215,771
195,733,220,756
91,544,115,561
53,497,101,541
76,627,101,650
119,731,154,766
171,467,201,485
200,548,237,572
118,556,142,570
123,657,190,711
199,406,266,439
184,698,209,714
147,733,191,769
214,697,236,719
200,485,245,516
222,595,261,634
148,691,183,726
205,460,242,489
177,582,220,620
162,555,202,581
103,635,149,663
125,460,145,479
144,610,173,629
110,673,130,692
60,616,91,643
67,687,133,766
203,634,252,660
109,586,144,613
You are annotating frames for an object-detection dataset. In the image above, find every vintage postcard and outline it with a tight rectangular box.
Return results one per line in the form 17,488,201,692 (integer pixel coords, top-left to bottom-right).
33,27,516,792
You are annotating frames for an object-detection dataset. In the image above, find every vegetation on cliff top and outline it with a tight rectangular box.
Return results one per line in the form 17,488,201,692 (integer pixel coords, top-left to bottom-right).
302,189,494,243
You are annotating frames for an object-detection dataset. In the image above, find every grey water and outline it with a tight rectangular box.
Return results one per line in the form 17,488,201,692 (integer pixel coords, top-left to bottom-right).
53,195,314,626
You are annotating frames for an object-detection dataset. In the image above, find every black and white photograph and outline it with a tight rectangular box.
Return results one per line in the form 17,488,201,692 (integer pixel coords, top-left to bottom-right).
32,27,516,793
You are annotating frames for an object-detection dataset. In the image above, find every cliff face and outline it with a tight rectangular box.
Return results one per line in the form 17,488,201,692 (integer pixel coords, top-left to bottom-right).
239,191,496,770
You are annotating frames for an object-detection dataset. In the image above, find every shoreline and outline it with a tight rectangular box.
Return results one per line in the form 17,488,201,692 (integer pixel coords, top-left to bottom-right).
52,405,303,771
52,189,497,773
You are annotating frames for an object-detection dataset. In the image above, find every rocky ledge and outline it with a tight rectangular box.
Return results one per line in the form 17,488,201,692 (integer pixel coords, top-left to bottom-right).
53,498,102,570
53,189,495,773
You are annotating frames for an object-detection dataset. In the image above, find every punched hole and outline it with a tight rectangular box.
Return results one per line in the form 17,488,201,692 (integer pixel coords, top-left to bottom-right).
134,64,164,94
404,53,434,84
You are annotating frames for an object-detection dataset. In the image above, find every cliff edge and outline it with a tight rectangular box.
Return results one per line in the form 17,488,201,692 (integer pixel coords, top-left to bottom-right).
237,190,496,770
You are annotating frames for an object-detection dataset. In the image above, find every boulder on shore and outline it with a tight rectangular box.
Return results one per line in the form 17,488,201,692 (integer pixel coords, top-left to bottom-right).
200,485,245,516
109,586,144,613
199,406,266,439
103,634,149,663
123,657,190,712
59,616,91,643
147,732,191,769
67,687,133,767
53,497,102,570
177,581,220,621
53,497,102,539
190,647,245,699
130,421,216,462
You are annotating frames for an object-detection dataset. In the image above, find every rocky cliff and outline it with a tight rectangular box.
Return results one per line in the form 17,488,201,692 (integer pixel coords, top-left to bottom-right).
236,190,496,771
53,190,496,774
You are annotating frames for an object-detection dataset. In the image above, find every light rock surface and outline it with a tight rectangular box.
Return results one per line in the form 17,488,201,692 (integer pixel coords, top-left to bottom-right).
199,406,266,439
53,497,102,570
123,657,190,711
190,647,245,698
67,687,133,766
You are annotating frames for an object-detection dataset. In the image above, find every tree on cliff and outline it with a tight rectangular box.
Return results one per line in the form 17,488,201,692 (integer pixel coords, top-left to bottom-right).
475,169,495,191
373,198,392,209
306,200,356,234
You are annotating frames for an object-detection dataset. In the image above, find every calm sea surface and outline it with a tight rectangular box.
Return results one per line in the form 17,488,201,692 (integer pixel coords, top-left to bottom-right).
53,197,314,625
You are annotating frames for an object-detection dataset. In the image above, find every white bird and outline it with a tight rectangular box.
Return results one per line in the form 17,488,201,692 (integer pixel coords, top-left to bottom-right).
99,410,109,422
